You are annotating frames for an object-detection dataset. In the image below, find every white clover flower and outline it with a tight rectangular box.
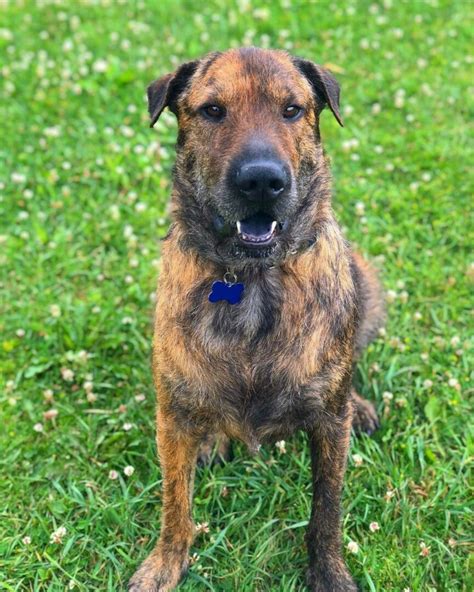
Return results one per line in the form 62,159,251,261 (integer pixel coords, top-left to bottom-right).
195,522,210,534
33,423,44,432
50,526,67,544
399,291,409,303
0,28,13,41
50,304,61,318
369,521,380,532
93,59,108,73
43,389,54,402
43,409,58,420
347,541,359,554
108,470,119,480
394,95,405,109
61,367,75,382
253,7,270,19
124,465,135,477
77,350,89,363
121,125,134,138
123,224,134,238
11,172,26,184
352,454,363,467
419,541,430,557
275,440,286,453
386,290,397,303
44,126,61,138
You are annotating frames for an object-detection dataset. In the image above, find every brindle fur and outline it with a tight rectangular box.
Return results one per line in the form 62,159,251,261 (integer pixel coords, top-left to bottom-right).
129,48,385,592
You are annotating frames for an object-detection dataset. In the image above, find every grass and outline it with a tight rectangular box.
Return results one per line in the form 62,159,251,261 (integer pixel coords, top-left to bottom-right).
0,0,472,590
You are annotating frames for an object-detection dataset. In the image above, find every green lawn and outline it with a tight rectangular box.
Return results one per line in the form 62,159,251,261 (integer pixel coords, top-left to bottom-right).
0,1,472,590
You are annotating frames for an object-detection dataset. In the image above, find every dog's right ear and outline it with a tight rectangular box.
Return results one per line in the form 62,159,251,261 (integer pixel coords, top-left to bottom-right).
147,60,199,128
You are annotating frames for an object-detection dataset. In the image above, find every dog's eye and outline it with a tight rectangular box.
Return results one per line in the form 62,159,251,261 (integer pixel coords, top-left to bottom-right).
200,104,226,122
283,105,303,120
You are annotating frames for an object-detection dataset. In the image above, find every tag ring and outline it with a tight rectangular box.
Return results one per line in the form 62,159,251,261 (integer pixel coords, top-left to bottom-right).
223,270,237,285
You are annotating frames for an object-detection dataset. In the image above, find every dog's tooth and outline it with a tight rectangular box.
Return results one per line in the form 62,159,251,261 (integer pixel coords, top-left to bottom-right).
236,221,242,234
271,221,277,233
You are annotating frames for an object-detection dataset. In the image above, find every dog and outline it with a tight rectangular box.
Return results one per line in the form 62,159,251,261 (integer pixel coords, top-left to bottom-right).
129,47,385,592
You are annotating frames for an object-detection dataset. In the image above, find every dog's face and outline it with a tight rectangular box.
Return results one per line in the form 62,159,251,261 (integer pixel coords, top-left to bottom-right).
148,48,342,267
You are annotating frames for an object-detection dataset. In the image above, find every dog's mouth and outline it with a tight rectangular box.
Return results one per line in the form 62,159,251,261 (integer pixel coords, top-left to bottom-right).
236,212,279,247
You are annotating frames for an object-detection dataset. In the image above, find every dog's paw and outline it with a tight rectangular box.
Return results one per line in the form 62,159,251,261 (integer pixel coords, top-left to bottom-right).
350,390,380,436
197,433,232,467
128,551,188,592
306,565,358,592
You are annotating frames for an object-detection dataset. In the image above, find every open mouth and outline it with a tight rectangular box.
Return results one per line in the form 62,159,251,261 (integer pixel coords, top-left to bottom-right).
236,212,278,247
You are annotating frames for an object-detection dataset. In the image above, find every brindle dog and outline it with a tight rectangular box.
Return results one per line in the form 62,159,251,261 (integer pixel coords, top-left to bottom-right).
129,47,385,592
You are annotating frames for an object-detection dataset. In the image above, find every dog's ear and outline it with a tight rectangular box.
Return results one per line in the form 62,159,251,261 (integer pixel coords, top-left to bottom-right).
294,58,343,127
147,60,199,127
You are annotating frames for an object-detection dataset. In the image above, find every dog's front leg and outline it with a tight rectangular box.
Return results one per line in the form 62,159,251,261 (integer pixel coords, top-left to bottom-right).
306,401,358,592
129,407,202,592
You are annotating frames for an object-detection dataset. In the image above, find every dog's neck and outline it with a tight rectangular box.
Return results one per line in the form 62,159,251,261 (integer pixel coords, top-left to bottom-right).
167,206,346,284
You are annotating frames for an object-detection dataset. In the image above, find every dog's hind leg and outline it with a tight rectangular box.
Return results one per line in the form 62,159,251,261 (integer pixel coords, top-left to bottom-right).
197,432,232,467
352,252,386,358
350,389,379,436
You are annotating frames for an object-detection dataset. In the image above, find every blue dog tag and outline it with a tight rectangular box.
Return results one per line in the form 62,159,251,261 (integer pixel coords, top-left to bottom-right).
208,280,244,305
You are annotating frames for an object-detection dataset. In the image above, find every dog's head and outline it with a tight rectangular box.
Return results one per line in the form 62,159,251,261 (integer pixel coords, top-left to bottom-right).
148,47,342,268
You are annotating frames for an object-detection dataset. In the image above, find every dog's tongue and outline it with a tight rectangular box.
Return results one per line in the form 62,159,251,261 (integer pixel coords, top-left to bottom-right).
237,213,277,242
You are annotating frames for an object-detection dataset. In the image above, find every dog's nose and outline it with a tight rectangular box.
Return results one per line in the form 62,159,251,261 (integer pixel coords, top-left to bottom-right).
234,160,288,201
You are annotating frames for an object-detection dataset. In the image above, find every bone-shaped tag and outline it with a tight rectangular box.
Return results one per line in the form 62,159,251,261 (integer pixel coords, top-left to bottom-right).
208,280,244,305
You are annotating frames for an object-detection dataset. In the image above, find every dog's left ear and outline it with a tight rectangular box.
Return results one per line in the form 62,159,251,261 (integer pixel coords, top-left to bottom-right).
147,60,199,127
294,58,343,127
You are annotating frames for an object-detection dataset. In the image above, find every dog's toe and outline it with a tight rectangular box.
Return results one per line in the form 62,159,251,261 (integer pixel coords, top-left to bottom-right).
351,390,380,437
197,433,232,467
128,552,188,592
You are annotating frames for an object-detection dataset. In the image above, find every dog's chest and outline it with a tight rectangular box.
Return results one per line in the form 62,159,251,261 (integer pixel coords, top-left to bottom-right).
172,276,340,441
156,246,356,444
